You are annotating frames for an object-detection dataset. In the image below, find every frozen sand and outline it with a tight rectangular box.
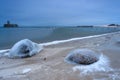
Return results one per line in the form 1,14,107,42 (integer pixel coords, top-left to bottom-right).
0,32,120,80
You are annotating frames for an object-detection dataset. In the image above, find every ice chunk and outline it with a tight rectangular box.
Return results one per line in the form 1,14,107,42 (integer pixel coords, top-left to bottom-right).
65,49,112,75
72,54,112,75
22,68,31,74
65,49,99,65
8,39,43,58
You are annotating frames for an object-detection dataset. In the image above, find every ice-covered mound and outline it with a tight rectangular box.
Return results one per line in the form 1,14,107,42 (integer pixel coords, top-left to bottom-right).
65,49,112,75
73,54,112,75
65,49,99,65
8,39,43,58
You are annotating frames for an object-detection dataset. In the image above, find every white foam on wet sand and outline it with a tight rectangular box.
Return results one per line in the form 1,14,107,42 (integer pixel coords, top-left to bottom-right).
40,33,110,46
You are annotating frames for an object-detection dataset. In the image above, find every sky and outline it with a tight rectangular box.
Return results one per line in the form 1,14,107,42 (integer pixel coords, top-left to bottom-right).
0,0,120,26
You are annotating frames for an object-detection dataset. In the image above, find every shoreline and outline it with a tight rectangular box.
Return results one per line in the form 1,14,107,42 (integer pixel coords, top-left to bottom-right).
0,31,120,80
0,31,120,53
40,31,120,46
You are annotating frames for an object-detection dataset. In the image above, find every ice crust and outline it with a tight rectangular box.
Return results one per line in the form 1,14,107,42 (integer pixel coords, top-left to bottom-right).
8,39,43,58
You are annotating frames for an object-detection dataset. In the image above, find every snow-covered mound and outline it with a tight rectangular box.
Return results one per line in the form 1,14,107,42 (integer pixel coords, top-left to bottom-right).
7,39,43,58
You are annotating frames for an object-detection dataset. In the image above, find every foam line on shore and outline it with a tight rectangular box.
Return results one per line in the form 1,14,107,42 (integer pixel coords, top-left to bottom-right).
0,49,10,54
39,32,116,46
0,31,118,53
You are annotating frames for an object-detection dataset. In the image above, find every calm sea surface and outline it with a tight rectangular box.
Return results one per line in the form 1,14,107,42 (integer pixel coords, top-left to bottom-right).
0,27,120,49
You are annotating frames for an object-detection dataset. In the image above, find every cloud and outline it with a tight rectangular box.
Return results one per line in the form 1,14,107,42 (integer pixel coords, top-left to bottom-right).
0,0,120,26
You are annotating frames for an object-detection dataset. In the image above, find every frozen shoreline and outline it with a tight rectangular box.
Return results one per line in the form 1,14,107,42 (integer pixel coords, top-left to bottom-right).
39,31,117,46
0,31,120,80
0,31,119,53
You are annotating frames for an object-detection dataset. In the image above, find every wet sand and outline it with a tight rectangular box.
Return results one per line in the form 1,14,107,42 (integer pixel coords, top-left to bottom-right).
0,32,120,80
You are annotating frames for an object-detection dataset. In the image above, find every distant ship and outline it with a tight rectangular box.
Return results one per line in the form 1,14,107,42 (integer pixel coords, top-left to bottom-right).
4,21,18,28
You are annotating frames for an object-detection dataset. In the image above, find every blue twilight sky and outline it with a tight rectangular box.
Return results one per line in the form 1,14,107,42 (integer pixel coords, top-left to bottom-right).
0,0,120,26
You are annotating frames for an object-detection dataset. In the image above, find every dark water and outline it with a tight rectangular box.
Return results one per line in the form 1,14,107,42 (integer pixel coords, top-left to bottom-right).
0,27,120,49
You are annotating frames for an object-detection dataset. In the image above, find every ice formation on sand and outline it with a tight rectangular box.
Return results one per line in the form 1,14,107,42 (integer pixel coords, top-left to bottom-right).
65,49,112,75
65,49,99,65
8,39,43,58
22,68,31,74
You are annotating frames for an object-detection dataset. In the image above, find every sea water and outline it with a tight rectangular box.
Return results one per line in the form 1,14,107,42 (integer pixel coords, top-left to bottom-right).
0,27,120,49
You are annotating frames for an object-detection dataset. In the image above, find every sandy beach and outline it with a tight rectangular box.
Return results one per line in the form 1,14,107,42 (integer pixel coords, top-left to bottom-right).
0,31,120,80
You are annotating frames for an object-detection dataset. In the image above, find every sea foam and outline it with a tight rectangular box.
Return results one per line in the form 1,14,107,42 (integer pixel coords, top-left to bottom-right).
39,32,112,46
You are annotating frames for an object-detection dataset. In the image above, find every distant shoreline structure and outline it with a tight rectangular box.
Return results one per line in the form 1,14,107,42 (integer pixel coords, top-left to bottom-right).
4,21,18,28
94,24,120,28
77,24,120,28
